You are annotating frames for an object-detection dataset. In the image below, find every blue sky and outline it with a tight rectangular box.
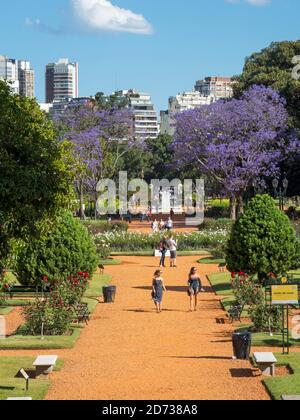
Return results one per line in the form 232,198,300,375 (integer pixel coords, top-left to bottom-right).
1,0,299,111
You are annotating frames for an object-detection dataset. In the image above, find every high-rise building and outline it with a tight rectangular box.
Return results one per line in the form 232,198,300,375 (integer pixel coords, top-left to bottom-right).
160,91,215,136
116,89,159,139
18,60,35,98
0,55,19,94
0,55,35,97
194,76,234,100
45,58,78,103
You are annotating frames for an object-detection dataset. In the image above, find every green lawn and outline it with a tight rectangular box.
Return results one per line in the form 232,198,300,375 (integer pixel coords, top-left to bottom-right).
264,353,300,400
251,331,300,347
0,307,13,316
207,272,233,296
0,356,63,400
198,257,226,265
0,273,111,350
99,258,121,266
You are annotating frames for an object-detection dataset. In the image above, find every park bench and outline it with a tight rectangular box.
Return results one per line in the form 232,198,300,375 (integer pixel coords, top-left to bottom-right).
253,352,277,377
228,302,244,323
33,355,58,379
74,303,90,324
4,286,50,299
7,397,32,400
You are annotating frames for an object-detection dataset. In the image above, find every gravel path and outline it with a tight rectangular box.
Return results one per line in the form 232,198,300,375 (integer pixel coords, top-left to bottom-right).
1,256,270,400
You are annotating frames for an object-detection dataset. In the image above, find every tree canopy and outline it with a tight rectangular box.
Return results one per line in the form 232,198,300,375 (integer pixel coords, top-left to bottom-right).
234,40,300,127
0,80,72,252
226,195,299,280
172,85,299,218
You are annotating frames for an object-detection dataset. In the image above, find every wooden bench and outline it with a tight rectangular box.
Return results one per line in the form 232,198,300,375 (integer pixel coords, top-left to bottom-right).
4,286,50,299
33,355,58,379
253,352,277,377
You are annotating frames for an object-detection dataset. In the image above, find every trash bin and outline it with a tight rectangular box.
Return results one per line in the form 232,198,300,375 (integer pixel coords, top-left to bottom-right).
103,286,116,303
232,332,252,360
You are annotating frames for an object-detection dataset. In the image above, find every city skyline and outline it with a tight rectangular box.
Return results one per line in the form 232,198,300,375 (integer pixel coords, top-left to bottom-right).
0,0,299,111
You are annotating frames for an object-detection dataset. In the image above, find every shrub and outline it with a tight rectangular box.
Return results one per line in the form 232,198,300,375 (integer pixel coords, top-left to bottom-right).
23,295,74,336
94,237,111,259
250,303,282,332
226,195,299,281
15,211,98,286
231,273,264,307
200,218,233,231
53,272,90,306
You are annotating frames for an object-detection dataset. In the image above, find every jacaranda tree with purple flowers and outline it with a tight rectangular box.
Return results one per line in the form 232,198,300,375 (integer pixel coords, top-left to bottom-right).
173,85,299,219
55,102,134,219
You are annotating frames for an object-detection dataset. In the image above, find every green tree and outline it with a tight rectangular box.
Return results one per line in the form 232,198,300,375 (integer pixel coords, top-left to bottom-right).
0,80,72,267
233,40,300,196
94,92,130,110
15,211,98,286
226,195,299,280
234,40,300,127
144,134,179,181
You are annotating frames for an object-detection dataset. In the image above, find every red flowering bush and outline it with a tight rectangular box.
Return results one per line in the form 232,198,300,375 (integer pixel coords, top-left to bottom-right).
23,294,74,336
54,272,90,306
23,271,90,336
231,273,264,307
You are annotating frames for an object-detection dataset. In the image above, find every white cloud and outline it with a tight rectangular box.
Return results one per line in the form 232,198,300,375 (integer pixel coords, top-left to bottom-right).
71,0,153,35
226,0,271,5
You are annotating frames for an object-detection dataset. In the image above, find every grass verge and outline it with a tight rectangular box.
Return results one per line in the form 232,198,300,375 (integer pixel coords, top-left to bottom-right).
99,258,122,266
263,353,300,400
0,356,63,400
198,257,225,265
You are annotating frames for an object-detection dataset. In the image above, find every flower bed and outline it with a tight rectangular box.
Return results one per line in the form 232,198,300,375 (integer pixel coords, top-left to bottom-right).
93,230,229,253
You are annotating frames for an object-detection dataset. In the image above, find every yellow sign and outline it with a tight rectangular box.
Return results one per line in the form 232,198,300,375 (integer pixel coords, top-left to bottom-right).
272,285,299,305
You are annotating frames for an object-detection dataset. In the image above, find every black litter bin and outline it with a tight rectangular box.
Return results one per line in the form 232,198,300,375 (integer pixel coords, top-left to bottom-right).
232,332,251,360
103,286,116,303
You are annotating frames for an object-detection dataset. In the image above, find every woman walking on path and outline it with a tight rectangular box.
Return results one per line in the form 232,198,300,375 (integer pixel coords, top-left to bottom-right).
158,237,168,268
152,270,167,313
187,267,204,312
168,235,178,268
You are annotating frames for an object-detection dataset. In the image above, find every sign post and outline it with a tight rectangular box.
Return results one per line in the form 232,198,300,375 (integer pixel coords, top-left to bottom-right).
271,285,299,355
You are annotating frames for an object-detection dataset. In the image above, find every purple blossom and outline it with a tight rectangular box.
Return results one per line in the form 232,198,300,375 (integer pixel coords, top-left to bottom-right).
173,85,300,196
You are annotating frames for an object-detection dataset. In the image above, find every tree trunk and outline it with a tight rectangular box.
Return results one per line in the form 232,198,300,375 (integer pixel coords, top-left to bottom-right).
79,182,85,220
230,196,237,221
94,199,97,220
237,195,244,218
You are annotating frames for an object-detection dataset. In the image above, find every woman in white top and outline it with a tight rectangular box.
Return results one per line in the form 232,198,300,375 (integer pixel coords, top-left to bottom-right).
168,235,178,268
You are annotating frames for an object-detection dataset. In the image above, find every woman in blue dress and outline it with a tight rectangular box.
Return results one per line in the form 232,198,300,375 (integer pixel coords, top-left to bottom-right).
152,270,167,313
187,267,204,312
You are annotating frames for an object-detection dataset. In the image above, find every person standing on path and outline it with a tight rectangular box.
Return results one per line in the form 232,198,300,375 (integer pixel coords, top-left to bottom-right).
152,270,167,313
187,267,204,311
168,235,178,268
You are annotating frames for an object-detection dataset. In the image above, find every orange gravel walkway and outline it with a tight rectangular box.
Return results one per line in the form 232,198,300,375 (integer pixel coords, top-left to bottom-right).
1,256,270,400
